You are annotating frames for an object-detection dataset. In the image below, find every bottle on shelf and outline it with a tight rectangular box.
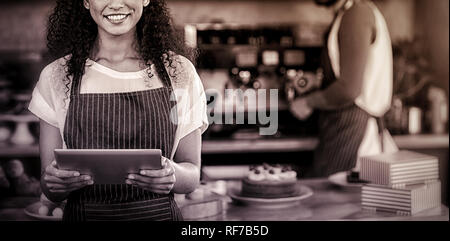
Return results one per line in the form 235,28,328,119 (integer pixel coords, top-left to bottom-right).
427,86,448,134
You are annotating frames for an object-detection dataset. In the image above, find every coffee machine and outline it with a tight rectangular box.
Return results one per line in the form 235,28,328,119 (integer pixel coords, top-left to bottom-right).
185,23,324,138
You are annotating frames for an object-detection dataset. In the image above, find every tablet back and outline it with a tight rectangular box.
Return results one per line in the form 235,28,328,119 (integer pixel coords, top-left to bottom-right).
54,149,162,184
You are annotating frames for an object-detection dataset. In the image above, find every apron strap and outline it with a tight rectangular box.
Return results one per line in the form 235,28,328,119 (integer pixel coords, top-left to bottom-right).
375,116,385,153
69,75,82,96
155,57,174,91
69,60,87,96
69,57,174,96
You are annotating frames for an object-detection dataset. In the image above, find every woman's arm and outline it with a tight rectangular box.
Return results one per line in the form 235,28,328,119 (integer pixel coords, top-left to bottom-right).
39,120,93,202
305,2,376,110
127,128,202,194
171,128,202,194
39,120,64,201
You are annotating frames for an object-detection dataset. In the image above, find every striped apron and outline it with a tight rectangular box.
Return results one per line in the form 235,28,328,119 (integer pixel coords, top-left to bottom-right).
308,36,371,177
62,62,183,221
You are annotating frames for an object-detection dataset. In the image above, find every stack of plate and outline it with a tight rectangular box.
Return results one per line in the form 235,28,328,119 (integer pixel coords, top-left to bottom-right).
359,150,441,215
361,181,441,215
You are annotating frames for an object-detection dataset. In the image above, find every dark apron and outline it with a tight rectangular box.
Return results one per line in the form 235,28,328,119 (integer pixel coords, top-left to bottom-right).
62,61,183,221
308,26,372,177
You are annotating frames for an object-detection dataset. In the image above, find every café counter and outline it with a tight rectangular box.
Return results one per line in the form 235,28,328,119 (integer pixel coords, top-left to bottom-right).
0,178,447,221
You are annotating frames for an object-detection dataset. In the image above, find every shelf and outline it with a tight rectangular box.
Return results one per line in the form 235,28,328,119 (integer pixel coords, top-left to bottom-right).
202,137,318,154
0,134,447,158
0,114,38,123
202,134,449,154
209,101,289,114
393,134,449,149
0,143,39,158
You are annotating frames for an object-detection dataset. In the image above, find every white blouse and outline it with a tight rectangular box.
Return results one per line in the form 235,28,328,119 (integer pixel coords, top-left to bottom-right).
28,55,209,160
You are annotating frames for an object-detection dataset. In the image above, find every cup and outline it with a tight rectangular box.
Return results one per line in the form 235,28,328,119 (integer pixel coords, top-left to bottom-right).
408,107,422,134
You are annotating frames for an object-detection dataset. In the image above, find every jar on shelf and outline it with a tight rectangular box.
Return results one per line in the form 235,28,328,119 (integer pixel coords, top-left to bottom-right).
0,122,13,144
0,78,13,113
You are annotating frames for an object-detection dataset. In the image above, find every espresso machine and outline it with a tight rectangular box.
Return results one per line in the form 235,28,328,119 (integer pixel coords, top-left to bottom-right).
187,23,324,138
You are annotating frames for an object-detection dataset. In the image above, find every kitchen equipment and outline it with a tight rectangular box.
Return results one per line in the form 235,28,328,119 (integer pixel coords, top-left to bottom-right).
283,68,323,102
193,23,323,138
285,69,323,102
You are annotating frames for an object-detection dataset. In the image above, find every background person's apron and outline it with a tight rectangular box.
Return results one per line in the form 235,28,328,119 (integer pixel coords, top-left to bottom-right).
62,61,182,221
308,43,371,177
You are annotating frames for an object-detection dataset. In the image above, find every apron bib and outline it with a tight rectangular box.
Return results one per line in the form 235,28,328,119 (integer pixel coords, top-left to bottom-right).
62,61,182,221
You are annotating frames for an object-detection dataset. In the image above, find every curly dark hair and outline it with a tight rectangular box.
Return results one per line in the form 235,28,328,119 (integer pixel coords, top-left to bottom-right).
46,0,196,94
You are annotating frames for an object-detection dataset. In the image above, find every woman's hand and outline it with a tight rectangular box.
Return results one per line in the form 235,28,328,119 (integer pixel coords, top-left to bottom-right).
289,97,314,120
126,157,176,194
43,160,93,194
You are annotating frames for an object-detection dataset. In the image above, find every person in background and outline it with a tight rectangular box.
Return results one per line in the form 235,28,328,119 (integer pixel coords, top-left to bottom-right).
28,0,208,221
289,0,394,177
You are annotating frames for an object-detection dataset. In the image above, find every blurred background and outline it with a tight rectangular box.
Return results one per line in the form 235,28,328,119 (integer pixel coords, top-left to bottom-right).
0,0,448,209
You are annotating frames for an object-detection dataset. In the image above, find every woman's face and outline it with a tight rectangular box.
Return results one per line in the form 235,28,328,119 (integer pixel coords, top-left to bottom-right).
84,0,150,36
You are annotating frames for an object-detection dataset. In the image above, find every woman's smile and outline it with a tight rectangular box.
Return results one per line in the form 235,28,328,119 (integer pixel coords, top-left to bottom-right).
104,13,131,24
84,0,146,36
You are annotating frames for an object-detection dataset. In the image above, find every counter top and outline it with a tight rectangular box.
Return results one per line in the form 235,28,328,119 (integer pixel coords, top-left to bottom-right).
202,134,449,154
207,179,449,221
0,178,447,221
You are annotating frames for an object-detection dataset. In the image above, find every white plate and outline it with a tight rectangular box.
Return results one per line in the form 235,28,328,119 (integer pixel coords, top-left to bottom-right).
228,184,313,209
24,202,62,221
328,172,367,187
202,165,250,180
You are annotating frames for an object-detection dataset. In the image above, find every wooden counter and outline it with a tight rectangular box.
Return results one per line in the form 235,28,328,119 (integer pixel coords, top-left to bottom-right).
0,178,447,221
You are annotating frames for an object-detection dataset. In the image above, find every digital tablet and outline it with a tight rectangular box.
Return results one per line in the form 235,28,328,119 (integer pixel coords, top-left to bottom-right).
54,149,162,184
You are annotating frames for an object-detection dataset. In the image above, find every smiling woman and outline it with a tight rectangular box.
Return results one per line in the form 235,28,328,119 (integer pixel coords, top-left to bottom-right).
84,0,148,36
27,0,208,221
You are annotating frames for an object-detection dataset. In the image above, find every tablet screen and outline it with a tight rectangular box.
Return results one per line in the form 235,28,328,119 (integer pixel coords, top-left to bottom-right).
54,149,162,184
